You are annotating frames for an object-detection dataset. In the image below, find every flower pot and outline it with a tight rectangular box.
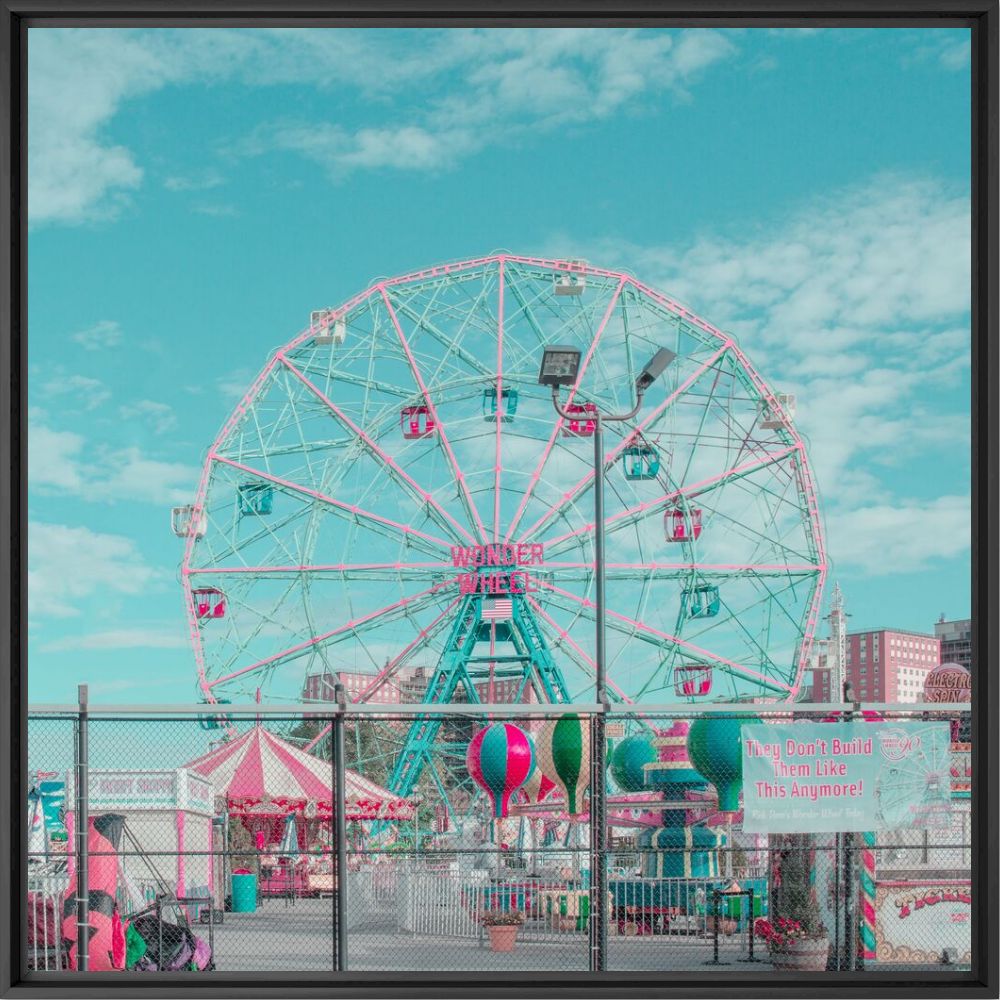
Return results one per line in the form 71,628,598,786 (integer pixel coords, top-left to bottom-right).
707,916,738,936
769,935,830,971
487,924,520,952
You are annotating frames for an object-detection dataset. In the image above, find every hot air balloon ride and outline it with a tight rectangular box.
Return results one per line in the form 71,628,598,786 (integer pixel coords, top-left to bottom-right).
687,714,761,813
466,723,535,819
535,715,591,817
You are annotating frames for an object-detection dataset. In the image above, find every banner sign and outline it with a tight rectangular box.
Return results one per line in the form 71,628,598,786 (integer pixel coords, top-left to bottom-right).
741,721,952,833
37,777,68,844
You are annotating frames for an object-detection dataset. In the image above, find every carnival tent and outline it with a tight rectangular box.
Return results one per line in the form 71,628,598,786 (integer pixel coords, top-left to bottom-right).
183,726,416,822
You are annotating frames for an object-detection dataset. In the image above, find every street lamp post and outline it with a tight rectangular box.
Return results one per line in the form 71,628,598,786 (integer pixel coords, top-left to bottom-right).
538,345,674,973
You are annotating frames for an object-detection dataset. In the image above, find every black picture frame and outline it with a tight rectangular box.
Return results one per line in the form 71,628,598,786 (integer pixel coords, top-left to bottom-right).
1,3,996,997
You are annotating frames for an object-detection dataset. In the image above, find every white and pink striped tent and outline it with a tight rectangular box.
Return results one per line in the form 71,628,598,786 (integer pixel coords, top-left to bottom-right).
184,726,415,822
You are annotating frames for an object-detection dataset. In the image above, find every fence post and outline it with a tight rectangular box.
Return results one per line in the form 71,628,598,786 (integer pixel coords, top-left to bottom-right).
329,708,340,972
74,684,89,973
334,684,348,972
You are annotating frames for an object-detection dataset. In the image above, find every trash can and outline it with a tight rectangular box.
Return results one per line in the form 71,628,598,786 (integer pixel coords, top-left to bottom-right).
231,870,258,913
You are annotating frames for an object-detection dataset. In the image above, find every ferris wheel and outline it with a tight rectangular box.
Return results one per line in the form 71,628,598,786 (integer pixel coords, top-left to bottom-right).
174,254,825,810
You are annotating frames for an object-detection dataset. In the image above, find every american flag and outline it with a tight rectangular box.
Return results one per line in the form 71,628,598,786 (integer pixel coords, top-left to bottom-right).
481,598,513,621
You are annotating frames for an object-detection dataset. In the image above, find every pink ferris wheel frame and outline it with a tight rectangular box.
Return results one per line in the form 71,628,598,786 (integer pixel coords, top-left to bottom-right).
179,253,826,715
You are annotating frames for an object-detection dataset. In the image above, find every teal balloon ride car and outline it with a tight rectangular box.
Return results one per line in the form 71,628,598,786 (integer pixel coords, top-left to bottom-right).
686,713,761,813
609,735,657,793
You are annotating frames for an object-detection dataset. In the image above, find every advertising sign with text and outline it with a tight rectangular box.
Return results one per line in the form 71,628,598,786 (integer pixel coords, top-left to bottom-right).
742,721,952,833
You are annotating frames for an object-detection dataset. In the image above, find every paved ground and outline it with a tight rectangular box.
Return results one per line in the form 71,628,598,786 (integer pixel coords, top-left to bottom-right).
207,899,772,973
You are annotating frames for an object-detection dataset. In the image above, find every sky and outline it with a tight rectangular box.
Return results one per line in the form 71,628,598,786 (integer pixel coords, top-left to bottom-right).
27,26,972,705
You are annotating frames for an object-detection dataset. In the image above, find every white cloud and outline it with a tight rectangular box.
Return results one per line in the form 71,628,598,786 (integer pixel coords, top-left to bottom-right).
119,399,177,433
29,411,199,504
40,373,111,410
29,521,158,618
253,29,737,178
549,173,971,576
29,419,87,491
193,203,239,217
40,627,188,652
215,368,257,400
825,495,970,575
95,446,199,505
903,33,971,72
72,320,122,350
30,28,737,221
164,170,225,192
577,176,971,502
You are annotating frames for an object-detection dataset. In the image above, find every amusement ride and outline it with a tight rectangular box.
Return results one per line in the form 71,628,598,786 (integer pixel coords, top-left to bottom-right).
172,253,826,836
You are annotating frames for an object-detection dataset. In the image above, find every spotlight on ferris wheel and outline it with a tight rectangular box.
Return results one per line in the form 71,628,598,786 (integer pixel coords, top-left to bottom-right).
537,345,582,387
635,347,677,393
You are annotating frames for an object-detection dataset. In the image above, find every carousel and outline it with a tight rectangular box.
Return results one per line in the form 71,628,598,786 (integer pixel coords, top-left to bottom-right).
184,726,415,899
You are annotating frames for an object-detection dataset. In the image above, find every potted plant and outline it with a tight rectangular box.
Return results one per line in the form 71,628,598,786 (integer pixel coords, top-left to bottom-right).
762,834,830,971
481,910,525,952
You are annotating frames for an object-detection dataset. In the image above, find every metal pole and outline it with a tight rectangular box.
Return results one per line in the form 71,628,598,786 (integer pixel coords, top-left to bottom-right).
334,685,349,972
330,708,340,972
549,383,645,976
589,414,607,974
74,684,89,972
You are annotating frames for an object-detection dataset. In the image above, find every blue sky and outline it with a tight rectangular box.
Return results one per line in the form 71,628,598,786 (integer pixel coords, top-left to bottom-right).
27,27,972,704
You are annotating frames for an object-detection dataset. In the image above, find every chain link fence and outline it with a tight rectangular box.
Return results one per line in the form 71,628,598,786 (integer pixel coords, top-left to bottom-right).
24,702,972,976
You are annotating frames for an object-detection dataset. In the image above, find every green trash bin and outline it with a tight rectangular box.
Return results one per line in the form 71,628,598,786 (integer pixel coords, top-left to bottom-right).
231,871,258,913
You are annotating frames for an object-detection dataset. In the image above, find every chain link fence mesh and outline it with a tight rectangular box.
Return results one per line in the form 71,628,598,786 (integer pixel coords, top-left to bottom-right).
25,705,972,975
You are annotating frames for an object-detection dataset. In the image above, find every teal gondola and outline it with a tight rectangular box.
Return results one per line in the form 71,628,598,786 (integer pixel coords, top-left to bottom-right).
680,585,720,619
622,445,660,480
198,699,232,731
483,387,518,423
238,483,274,516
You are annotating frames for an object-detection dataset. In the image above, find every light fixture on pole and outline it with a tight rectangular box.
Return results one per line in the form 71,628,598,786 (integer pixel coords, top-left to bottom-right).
537,342,674,972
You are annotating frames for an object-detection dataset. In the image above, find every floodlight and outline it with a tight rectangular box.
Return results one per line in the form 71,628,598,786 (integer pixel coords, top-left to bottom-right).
635,348,676,393
538,345,582,387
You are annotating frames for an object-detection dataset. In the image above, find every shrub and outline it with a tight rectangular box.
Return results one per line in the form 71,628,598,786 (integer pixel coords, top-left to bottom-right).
481,909,525,926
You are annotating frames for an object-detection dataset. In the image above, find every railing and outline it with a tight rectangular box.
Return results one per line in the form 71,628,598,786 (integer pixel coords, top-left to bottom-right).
27,870,70,971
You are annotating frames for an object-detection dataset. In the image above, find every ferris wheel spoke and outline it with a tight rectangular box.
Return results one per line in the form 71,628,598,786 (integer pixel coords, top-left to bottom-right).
536,578,793,695
355,598,463,703
207,577,457,689
524,595,633,704
381,287,490,543
211,454,454,557
193,500,309,571
676,576,810,674
204,573,306,682
303,598,462,755
541,443,800,558
502,276,626,543
277,353,478,545
386,275,500,377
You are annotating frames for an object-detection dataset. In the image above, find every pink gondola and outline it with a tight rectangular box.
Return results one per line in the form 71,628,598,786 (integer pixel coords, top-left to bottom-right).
664,507,702,542
675,664,713,698
193,588,226,619
561,402,597,437
401,405,435,439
